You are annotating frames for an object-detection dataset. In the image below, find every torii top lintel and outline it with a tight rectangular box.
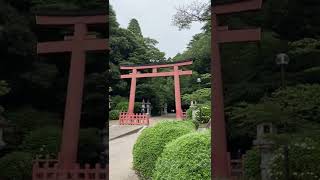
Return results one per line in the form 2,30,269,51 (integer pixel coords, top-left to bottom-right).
213,0,262,43
213,0,262,15
120,60,193,79
36,11,109,54
35,10,108,25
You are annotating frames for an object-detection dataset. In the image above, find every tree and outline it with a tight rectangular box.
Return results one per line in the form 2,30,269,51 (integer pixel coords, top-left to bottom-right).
128,18,143,38
172,0,210,30
182,88,211,104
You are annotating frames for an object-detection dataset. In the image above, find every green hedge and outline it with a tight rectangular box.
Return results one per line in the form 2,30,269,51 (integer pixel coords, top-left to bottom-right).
243,148,261,180
133,121,195,179
115,101,142,112
21,127,101,163
186,108,193,119
153,130,211,180
5,107,61,135
109,110,120,120
0,151,33,180
77,128,101,164
195,104,211,124
269,138,320,180
21,126,61,158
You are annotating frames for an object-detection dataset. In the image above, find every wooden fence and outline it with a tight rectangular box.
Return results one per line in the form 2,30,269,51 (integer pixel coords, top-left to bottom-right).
32,159,108,180
119,112,149,125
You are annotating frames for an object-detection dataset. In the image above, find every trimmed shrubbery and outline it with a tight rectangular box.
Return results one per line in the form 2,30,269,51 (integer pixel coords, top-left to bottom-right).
153,130,211,180
133,121,195,179
109,110,120,120
243,148,261,180
0,151,33,180
186,108,193,119
115,101,142,112
78,128,102,164
269,138,320,180
195,104,211,124
21,126,61,158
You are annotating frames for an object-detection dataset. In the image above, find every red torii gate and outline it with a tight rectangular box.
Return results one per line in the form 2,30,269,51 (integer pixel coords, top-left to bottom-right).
33,10,108,179
211,0,262,178
120,60,193,120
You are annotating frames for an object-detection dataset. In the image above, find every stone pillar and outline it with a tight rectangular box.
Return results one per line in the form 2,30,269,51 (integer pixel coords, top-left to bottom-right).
163,103,168,115
253,123,277,180
190,101,198,121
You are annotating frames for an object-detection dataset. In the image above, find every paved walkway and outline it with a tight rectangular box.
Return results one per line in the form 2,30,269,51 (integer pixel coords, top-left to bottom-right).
109,131,141,180
109,125,143,141
109,114,178,180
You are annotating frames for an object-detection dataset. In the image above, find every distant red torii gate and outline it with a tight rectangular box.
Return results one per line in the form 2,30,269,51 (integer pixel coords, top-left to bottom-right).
120,60,193,119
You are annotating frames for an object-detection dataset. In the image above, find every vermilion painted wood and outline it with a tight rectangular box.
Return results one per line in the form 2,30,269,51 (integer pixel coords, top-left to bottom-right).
120,60,192,70
120,70,192,79
119,112,149,125
36,13,108,172
120,60,193,119
173,66,183,119
212,0,262,178
36,15,107,25
214,0,262,15
217,28,261,43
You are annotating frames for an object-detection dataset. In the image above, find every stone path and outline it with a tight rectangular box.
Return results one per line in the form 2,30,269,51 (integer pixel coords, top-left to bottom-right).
109,125,143,141
109,131,141,180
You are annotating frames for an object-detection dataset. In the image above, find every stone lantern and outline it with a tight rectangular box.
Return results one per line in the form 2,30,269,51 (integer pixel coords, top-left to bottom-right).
253,123,277,180
141,99,146,113
146,99,151,115
190,100,198,121
163,103,168,115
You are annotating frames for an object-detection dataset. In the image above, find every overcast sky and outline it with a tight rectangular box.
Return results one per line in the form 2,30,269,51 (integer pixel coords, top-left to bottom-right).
109,0,206,58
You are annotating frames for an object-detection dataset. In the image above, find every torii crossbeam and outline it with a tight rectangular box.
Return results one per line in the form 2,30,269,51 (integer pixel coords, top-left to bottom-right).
120,60,192,119
211,0,262,178
36,10,108,169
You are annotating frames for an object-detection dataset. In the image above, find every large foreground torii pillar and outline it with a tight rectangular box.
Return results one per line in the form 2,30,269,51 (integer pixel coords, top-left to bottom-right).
211,0,262,178
120,60,193,119
36,10,108,169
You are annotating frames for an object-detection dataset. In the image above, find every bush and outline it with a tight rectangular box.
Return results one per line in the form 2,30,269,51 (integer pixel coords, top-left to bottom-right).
21,127,101,163
78,128,102,164
21,126,61,158
243,148,261,180
195,104,211,124
153,130,211,180
0,151,33,180
115,101,129,111
109,110,120,120
6,107,61,135
133,121,195,179
110,96,127,109
269,138,320,180
186,108,193,119
186,119,200,129
115,101,142,112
